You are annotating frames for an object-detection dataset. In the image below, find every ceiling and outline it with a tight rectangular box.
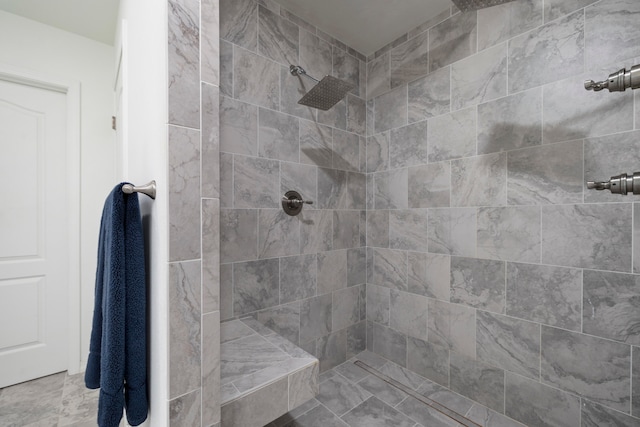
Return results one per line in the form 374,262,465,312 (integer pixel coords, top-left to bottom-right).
0,0,119,45
0,0,454,55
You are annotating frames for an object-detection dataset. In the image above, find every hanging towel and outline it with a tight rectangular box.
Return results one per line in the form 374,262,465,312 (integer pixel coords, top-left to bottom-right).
85,183,148,427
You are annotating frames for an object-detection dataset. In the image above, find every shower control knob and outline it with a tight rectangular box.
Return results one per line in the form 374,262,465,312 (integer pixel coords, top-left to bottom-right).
587,172,640,195
281,190,313,216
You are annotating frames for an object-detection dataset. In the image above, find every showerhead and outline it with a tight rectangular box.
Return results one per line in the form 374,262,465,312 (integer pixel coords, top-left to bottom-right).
290,65,355,111
450,0,517,12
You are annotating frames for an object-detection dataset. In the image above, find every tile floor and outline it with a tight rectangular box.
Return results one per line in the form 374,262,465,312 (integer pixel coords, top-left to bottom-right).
0,371,99,427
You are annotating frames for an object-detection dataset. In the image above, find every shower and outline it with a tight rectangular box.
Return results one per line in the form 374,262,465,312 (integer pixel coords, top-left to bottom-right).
289,64,355,110
450,0,517,11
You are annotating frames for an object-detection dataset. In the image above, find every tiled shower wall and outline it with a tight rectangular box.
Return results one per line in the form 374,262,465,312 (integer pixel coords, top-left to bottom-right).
167,0,221,425
365,0,640,426
218,0,368,372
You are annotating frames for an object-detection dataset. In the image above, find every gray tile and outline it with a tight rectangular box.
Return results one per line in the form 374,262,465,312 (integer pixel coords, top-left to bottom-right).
352,377,407,407
582,399,640,427
201,0,219,85
317,250,347,295
201,83,220,199
367,53,390,100
333,210,360,250
366,132,389,173
451,43,507,111
271,398,320,427
0,374,65,426
333,129,360,172
298,122,330,169
544,0,597,23
220,209,258,263
377,360,427,391
541,203,632,272
281,67,317,121
390,290,428,340
279,255,316,305
396,396,461,427
477,311,540,380
233,259,279,316
366,210,389,248
341,396,415,427
636,203,640,275
374,168,408,210
289,363,319,411
258,6,298,66
220,152,233,209
408,66,451,123
300,294,332,342
374,86,407,133
283,402,348,427
428,107,476,163
389,209,429,252
202,199,220,313
234,47,280,109
346,321,367,358
427,208,476,257
508,10,584,93
220,263,233,320
428,299,476,359
408,252,451,301
390,31,430,89
506,262,582,331
451,152,507,207
466,403,526,427
478,0,543,51
220,40,233,97
408,8,451,39
408,162,450,208
429,11,477,72
418,380,477,418
505,372,580,427
221,319,254,343
347,247,366,286
390,121,428,169
478,88,542,155
477,206,541,263
300,30,332,84
170,389,201,427
449,352,505,413
634,346,640,417
332,286,360,332
220,0,257,51
57,373,99,426
451,256,505,313
347,95,366,136
407,336,449,386
372,248,408,292
300,210,332,255
259,108,299,162
507,140,583,205
371,323,407,367
281,162,317,208
220,96,258,156
221,334,290,384
317,98,347,131
258,209,300,258
221,377,288,427
281,9,315,33
334,49,361,98
541,326,631,412
366,284,390,326
583,270,640,345
317,168,348,209
355,350,389,370
317,329,348,372
234,155,279,208
202,312,221,426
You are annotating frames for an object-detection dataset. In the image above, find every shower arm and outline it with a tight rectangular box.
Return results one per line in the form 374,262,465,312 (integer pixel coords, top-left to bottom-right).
585,64,640,92
290,65,320,84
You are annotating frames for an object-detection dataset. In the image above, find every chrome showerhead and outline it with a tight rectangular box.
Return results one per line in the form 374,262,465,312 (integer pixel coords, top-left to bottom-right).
290,65,355,111
451,0,517,12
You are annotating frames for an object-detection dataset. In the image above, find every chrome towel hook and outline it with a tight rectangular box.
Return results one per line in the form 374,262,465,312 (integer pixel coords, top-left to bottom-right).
122,180,156,199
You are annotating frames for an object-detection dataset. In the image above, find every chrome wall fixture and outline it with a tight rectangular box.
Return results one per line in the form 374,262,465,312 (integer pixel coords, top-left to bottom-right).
587,172,640,195
281,190,313,216
585,64,640,92
122,180,157,199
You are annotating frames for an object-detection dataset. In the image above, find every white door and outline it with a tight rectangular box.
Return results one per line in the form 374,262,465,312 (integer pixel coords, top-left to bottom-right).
0,78,69,388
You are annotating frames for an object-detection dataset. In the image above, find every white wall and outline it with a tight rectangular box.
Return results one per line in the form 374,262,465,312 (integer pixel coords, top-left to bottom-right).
0,11,114,372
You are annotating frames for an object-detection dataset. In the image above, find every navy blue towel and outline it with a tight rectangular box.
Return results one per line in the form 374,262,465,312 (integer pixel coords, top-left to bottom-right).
85,183,148,426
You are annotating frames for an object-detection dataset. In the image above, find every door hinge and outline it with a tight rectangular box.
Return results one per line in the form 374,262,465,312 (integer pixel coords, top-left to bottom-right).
112,116,116,130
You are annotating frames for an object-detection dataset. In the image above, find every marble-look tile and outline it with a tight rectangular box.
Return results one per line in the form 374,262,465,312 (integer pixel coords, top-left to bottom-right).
57,373,99,426
408,66,450,123
300,210,332,255
168,0,200,129
220,96,258,156
583,270,640,345
317,168,348,209
202,311,220,426
451,257,505,313
169,261,201,399
281,162,316,207
234,155,279,208
477,88,542,155
389,290,428,340
0,373,65,426
450,352,505,413
372,248,408,291
242,316,278,337
332,286,360,331
281,66,317,121
366,174,375,210
543,71,633,144
371,323,407,367
220,263,233,320
408,252,450,301
234,47,280,109
584,131,640,203
299,120,331,167
451,43,507,111
396,395,461,427
258,6,298,66
541,203,632,272
281,9,315,33
333,129,360,172
221,335,290,384
201,84,219,200
279,255,316,305
366,132,389,173
317,329,348,372
408,162,450,208
231,356,315,395
347,321,367,358
354,376,407,407
508,140,583,205
300,30,332,82
221,377,288,427
477,206,541,263
170,388,201,427
374,169,408,210
317,250,347,295
505,372,580,427
634,346,640,417
544,0,597,22
466,404,527,427
282,400,349,427
582,400,640,427
168,125,200,262
367,53,390,100
506,262,582,331
333,210,360,250
259,209,300,258
334,49,361,98
347,247,366,286
428,299,476,359
233,259,279,316
288,363,319,411
390,121,428,169
478,0,543,51
318,98,347,131
221,319,254,343
201,0,219,86
300,294,332,342
258,108,299,162
477,311,540,379
347,95,366,136
429,11,477,72
220,209,257,263
220,38,233,96
389,209,428,252
585,0,640,71
508,10,584,93
202,199,220,313
428,107,476,163
390,31,429,89
408,7,450,39
636,203,640,274
379,361,429,390
342,396,415,427
374,86,407,133
220,153,233,208
366,284,390,326
407,336,449,386
354,350,389,370
427,208,476,257
451,152,506,207
541,326,631,411
220,0,257,51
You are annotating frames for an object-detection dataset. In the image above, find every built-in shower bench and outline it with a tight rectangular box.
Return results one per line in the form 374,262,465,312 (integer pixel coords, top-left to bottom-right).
220,318,319,427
